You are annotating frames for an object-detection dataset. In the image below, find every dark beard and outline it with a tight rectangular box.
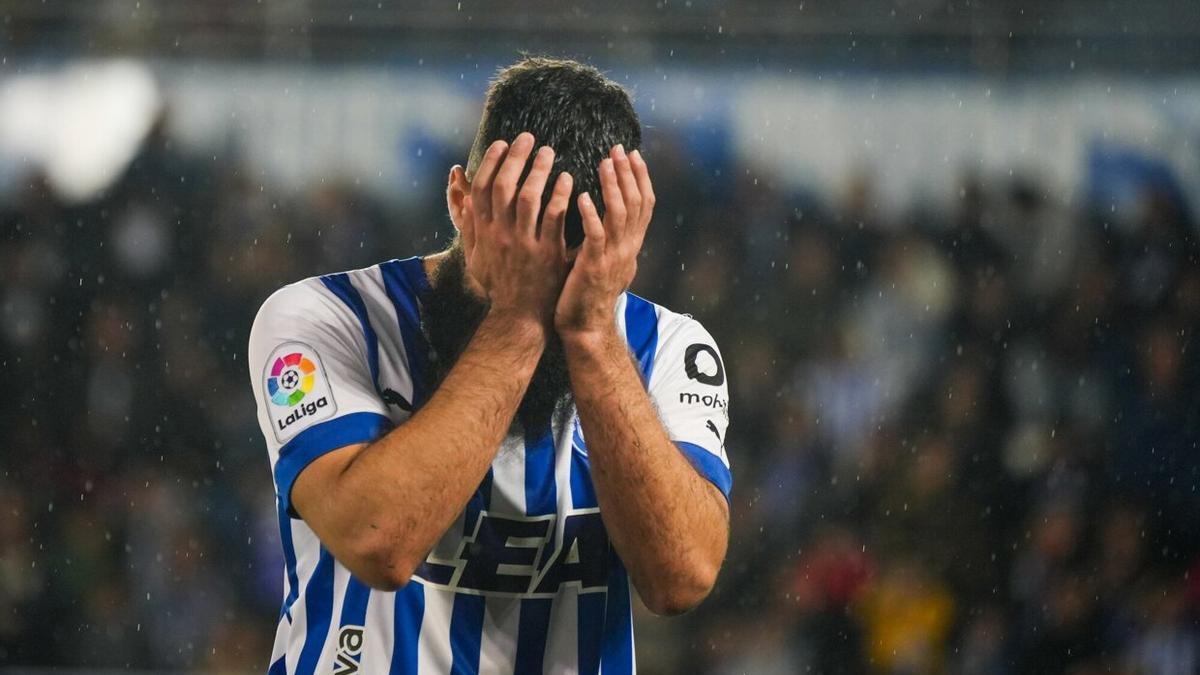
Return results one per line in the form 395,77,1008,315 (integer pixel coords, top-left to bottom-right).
421,245,572,432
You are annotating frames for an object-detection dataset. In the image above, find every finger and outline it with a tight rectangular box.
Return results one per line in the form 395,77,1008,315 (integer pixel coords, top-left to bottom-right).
470,140,509,224
517,146,555,236
611,145,641,241
540,171,573,249
492,132,536,223
597,157,626,241
629,149,655,242
577,191,607,258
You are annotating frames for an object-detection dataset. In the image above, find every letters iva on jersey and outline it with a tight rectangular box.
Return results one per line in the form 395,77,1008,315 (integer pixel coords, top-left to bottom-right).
333,626,364,675
414,510,609,596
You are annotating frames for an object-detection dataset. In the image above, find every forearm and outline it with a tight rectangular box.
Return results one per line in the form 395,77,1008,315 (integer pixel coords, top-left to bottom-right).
309,311,543,584
564,328,728,614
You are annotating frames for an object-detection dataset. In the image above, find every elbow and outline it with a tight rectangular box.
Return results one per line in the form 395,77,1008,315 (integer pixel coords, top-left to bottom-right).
343,532,421,592
639,557,721,616
359,558,417,592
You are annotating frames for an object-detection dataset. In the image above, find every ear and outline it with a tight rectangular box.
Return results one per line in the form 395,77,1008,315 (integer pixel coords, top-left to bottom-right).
446,165,471,233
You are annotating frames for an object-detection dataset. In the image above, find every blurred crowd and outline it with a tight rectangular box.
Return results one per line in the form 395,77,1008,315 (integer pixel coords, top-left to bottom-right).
1,114,1199,674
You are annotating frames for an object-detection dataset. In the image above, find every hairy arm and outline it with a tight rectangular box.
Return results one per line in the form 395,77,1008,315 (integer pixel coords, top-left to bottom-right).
565,328,729,614
555,146,729,614
290,133,573,590
293,313,543,590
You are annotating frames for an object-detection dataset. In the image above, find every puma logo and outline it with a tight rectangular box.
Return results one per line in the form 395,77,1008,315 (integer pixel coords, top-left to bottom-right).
705,419,722,442
382,388,412,411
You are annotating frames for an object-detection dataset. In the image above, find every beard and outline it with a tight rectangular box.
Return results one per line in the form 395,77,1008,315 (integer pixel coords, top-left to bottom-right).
422,245,572,433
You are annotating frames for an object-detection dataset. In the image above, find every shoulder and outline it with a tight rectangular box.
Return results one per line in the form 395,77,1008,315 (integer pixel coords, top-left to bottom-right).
620,292,726,386
253,277,327,324
620,292,721,354
249,263,391,354
250,276,342,342
251,260,410,333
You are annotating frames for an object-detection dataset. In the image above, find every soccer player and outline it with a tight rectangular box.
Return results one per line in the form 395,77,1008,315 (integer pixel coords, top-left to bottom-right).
248,57,731,674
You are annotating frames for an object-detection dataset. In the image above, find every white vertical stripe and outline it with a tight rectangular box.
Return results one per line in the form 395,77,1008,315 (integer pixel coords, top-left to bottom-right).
290,523,323,602
349,266,416,408
285,582,308,674
552,411,575,547
314,563,352,670
489,434,527,517
473,435,524,672
285,523,323,673
269,524,292,669
543,587,580,673
358,588,395,673
478,596,521,674
541,407,581,673
613,294,629,339
268,615,290,672
417,586,456,673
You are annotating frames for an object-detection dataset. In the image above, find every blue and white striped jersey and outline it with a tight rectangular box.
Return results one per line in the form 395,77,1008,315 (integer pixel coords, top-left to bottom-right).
247,256,732,674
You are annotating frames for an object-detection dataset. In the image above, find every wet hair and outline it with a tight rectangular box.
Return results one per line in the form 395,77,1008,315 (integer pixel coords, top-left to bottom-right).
466,56,642,248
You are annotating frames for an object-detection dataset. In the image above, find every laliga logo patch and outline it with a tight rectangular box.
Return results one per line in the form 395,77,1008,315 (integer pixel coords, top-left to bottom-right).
263,342,337,442
268,352,316,406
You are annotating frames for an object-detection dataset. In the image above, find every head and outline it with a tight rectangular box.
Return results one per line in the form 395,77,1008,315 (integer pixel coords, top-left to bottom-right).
449,55,643,249
428,57,643,432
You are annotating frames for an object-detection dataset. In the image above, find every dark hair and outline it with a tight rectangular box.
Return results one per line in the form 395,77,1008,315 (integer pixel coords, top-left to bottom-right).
467,56,642,248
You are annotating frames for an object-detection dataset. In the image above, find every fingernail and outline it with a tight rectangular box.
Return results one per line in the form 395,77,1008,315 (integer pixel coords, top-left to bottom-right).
614,144,626,157
580,192,592,205
630,149,642,161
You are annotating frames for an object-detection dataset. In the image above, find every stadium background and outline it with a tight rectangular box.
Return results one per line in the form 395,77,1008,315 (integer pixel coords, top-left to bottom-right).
2,1,1200,673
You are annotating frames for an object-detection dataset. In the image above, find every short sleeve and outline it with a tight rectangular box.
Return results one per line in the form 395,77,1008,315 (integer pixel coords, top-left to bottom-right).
248,279,394,517
646,314,732,503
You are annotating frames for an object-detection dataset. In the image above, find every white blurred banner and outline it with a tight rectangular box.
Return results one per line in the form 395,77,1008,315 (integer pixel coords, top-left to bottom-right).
1,60,1198,219
0,60,162,203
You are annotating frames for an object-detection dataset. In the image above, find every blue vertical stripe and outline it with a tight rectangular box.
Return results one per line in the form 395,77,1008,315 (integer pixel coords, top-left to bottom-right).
294,548,336,675
399,255,433,295
514,598,552,673
449,593,486,674
599,554,635,673
380,258,432,408
277,498,300,622
623,293,659,383
390,582,425,675
336,578,371,666
268,655,287,675
570,418,597,509
576,592,606,675
319,274,381,392
515,422,558,672
448,466,492,673
463,470,494,536
570,449,598,510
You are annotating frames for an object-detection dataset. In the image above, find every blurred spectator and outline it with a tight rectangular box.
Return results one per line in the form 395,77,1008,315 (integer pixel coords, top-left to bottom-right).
2,95,1199,674
857,558,955,674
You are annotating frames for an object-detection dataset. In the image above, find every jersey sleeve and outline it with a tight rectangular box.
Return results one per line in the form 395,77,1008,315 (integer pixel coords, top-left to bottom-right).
248,279,393,517
647,315,732,504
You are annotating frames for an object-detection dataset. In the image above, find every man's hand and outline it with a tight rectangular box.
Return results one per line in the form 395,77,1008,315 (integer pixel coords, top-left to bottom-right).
554,144,654,337
556,144,727,613
459,131,574,326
